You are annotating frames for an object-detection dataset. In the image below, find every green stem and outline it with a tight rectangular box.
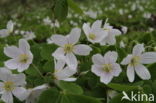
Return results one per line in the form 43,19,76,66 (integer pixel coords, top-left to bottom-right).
32,63,45,80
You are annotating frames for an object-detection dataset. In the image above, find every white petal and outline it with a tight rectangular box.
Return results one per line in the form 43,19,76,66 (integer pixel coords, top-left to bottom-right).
68,28,81,44
0,29,9,37
82,23,91,35
91,64,103,76
4,46,21,58
19,39,30,53
55,60,66,71
110,29,121,36
91,20,102,29
127,65,135,82
92,54,105,65
104,51,118,63
121,55,132,65
66,53,78,70
100,73,113,84
12,87,27,101
54,67,76,80
1,92,13,103
0,69,12,81
62,78,77,81
73,44,92,56
141,52,156,64
132,44,144,56
134,64,151,80
7,20,14,33
5,58,19,70
52,47,65,60
12,73,26,86
51,35,67,46
111,63,122,77
17,63,30,72
0,82,5,93
91,29,108,43
104,33,116,45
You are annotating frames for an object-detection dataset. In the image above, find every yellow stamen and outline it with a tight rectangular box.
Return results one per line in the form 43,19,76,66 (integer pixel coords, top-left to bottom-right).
64,44,73,53
102,64,112,72
19,54,29,63
89,33,96,40
3,81,14,91
130,56,140,66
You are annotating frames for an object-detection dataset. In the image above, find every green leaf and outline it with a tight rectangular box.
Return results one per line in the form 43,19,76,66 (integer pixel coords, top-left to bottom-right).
38,88,101,103
58,81,83,95
54,0,68,22
67,0,83,14
107,83,139,92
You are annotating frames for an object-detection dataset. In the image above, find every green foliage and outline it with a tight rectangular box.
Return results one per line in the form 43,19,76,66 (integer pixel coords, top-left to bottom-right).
54,0,68,22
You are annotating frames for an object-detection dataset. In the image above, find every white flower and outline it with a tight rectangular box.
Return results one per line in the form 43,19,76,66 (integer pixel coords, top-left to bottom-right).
25,84,49,103
120,41,125,48
91,51,122,84
84,10,97,19
43,17,51,25
100,23,121,45
23,31,36,40
52,27,92,69
0,68,27,103
121,26,128,34
83,20,108,44
47,36,54,44
0,20,14,38
53,60,77,81
4,39,33,72
121,44,156,82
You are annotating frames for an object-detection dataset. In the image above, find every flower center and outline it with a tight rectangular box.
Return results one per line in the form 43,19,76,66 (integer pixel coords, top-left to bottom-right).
102,64,112,72
103,28,110,31
130,56,140,66
3,81,14,91
64,44,73,53
19,54,29,63
89,33,96,40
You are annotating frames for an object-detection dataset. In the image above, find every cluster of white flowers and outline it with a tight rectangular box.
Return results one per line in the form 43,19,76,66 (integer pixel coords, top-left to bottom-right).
0,39,48,103
0,18,156,103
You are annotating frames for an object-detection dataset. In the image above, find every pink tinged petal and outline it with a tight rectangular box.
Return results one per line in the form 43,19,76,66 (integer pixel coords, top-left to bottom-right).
132,44,144,56
0,29,9,37
82,23,91,35
19,39,30,53
68,28,81,44
100,73,113,84
52,47,65,60
104,51,118,63
92,54,105,65
134,64,151,80
110,29,121,36
17,63,30,72
5,58,19,70
1,92,13,103
12,87,27,101
4,46,21,58
111,63,122,77
121,55,132,65
127,65,135,82
141,52,156,64
66,53,78,70
91,20,102,29
12,73,26,86
51,35,67,47
91,65,103,76
55,60,66,71
73,44,92,56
